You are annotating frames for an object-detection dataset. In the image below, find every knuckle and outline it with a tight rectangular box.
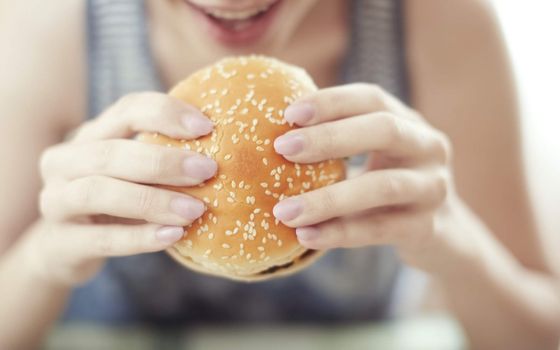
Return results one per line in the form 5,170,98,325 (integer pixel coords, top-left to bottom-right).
320,90,343,115
66,176,100,208
318,186,338,216
436,132,453,164
128,227,153,253
91,141,115,173
39,147,57,180
71,120,97,141
315,125,337,159
117,92,143,106
136,186,157,216
329,219,349,247
364,83,384,98
113,92,159,117
147,148,167,179
39,187,57,219
376,173,404,204
377,113,403,148
432,171,449,205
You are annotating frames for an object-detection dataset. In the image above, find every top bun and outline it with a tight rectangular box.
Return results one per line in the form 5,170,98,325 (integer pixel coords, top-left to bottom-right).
138,56,345,281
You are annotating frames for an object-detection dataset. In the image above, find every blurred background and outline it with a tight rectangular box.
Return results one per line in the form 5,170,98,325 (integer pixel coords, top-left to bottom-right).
493,0,560,249
45,1,560,349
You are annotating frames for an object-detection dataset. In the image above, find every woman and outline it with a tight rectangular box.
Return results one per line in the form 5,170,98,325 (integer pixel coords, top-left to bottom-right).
1,0,559,348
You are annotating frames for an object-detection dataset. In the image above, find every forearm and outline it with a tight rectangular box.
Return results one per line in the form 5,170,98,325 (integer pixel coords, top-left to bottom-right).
0,223,71,350
428,202,560,350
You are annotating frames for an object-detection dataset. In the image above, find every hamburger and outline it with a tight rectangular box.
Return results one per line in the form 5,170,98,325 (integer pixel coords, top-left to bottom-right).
138,56,346,281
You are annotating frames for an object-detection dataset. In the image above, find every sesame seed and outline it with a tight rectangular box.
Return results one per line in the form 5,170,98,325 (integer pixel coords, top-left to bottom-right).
263,158,268,166
222,243,231,249
224,154,232,160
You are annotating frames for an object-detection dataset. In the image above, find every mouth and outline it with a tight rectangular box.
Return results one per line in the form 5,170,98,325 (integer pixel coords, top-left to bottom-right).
184,0,283,46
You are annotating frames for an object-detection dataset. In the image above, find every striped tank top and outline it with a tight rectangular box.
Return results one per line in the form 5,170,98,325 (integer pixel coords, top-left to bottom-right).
63,0,409,324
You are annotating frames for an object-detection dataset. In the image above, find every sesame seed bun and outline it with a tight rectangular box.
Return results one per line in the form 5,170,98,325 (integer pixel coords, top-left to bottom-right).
138,56,346,281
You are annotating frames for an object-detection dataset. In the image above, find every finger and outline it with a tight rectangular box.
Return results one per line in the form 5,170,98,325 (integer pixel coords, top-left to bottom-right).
274,112,450,164
40,176,206,226
272,169,446,228
50,223,186,259
40,139,217,185
283,83,415,126
294,210,433,250
73,92,213,142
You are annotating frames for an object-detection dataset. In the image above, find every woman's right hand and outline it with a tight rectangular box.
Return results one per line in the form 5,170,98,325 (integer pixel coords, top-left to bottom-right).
27,92,216,286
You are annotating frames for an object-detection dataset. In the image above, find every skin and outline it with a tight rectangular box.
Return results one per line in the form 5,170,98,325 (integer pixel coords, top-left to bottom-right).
0,0,559,349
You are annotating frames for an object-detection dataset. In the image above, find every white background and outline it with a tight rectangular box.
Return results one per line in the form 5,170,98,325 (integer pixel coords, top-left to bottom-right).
492,1,560,238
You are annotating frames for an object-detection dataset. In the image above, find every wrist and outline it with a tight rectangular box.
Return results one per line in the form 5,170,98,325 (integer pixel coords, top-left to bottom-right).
400,198,519,285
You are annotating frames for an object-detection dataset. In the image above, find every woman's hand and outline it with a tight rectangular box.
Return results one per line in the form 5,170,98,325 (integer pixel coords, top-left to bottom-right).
272,83,454,268
28,92,217,286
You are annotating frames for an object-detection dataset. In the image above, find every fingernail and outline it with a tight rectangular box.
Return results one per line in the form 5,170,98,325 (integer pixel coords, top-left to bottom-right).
273,197,303,222
274,134,305,156
183,155,217,180
284,103,315,125
296,227,321,241
182,113,213,136
156,226,184,244
170,197,205,220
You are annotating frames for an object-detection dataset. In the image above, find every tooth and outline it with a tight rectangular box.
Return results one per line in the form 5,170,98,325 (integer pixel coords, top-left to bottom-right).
205,2,273,21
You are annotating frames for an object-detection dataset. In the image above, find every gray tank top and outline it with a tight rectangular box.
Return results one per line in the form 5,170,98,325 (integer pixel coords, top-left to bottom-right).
64,0,409,324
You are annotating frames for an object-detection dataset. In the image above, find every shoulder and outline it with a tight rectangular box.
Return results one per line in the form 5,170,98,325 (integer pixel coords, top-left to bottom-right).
402,0,517,141
403,0,509,94
0,0,86,131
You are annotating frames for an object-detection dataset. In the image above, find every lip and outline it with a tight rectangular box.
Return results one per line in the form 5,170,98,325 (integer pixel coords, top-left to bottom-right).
183,0,284,46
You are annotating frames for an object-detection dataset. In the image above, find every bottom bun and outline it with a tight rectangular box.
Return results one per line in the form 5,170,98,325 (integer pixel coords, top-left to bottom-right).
166,248,325,282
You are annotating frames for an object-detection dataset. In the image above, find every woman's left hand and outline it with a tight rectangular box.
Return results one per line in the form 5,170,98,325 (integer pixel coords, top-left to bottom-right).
272,83,454,266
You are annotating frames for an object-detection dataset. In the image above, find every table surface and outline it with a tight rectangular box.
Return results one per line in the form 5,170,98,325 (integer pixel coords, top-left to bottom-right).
45,313,467,350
